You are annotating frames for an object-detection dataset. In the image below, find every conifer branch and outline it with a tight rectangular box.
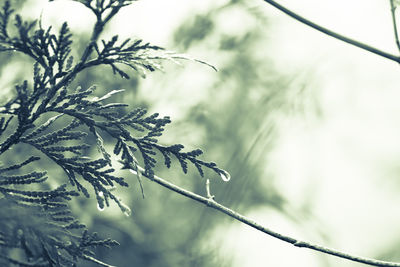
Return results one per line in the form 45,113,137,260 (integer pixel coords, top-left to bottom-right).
0,2,145,265
261,0,400,63
125,164,400,267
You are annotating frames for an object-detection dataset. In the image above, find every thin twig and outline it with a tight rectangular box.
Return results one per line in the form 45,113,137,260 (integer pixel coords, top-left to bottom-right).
261,0,400,63
390,0,400,53
205,178,215,199
82,254,116,267
133,166,400,267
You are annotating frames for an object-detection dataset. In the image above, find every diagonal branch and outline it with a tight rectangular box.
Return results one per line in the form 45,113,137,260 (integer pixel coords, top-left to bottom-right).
390,0,400,53
261,0,400,64
134,165,400,267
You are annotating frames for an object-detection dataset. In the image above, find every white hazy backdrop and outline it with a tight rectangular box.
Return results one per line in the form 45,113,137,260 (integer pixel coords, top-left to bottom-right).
23,0,400,266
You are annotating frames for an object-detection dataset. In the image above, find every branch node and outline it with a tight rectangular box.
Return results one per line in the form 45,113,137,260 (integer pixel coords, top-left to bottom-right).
293,240,307,247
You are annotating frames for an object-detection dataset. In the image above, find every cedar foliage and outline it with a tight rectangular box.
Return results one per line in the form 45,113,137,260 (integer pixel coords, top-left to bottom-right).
0,1,228,266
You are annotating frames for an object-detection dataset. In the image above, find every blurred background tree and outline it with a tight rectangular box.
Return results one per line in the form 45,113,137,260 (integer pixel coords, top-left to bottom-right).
71,1,316,266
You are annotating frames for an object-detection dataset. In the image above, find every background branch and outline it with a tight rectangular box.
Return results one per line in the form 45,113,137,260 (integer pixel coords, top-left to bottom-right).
262,0,400,63
390,0,400,52
135,165,400,267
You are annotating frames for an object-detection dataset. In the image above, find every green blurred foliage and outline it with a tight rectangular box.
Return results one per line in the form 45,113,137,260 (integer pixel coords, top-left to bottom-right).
79,1,301,266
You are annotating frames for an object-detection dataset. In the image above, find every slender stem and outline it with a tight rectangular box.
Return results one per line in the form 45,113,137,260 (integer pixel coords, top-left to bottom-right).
0,121,23,155
390,0,400,53
262,0,400,63
135,166,400,267
82,254,116,267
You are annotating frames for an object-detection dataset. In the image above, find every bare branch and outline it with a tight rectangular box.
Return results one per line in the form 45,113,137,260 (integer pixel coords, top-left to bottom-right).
262,0,400,64
135,165,400,267
390,0,400,52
